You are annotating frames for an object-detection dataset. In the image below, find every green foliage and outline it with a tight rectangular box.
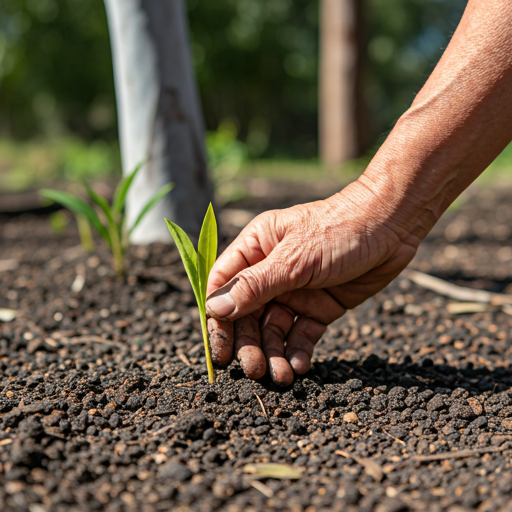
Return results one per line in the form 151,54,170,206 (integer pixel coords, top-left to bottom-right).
207,122,248,204
0,0,468,157
49,210,69,233
0,136,120,193
189,0,319,157
0,0,116,140
165,204,218,383
40,164,173,276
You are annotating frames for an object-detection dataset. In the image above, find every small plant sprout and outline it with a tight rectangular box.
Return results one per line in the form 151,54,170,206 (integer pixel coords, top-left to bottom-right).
165,204,217,383
40,163,173,277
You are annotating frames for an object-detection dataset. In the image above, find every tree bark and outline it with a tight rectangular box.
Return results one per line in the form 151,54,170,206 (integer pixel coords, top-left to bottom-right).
319,0,366,167
104,0,213,243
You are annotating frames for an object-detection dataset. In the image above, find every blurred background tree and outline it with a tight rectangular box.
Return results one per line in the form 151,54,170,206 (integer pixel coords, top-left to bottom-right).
0,0,469,166
0,0,116,140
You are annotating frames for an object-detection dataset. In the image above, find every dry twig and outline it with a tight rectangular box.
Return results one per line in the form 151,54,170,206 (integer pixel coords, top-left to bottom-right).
254,392,268,418
414,446,504,462
177,349,192,367
404,269,512,305
382,428,406,446
66,335,124,348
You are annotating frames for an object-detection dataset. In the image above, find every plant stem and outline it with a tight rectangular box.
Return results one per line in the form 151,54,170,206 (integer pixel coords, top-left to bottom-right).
76,215,95,252
109,227,124,278
201,315,215,383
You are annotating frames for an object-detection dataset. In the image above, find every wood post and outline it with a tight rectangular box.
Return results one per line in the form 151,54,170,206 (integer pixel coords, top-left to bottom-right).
319,0,364,167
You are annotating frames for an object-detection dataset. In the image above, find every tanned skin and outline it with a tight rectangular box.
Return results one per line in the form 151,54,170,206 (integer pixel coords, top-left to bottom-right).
205,0,512,386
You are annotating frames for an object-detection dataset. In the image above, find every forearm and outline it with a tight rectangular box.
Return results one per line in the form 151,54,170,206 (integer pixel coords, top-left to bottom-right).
358,0,512,242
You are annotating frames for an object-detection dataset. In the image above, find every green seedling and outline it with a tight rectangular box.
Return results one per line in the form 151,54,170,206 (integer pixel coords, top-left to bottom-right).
165,204,217,383
40,163,173,277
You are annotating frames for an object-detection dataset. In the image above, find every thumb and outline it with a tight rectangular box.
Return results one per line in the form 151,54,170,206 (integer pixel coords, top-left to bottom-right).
206,249,301,321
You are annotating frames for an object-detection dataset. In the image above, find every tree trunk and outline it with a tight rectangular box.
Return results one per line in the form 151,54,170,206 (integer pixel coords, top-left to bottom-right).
104,0,213,243
319,0,366,167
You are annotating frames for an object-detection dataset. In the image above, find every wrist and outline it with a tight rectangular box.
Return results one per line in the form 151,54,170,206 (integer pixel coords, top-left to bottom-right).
356,107,471,243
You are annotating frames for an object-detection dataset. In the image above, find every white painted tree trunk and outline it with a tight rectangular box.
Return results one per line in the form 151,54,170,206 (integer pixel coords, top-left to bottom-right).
319,0,363,167
104,0,213,243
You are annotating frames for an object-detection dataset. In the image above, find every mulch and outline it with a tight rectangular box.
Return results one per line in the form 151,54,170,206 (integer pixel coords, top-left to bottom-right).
1,184,512,512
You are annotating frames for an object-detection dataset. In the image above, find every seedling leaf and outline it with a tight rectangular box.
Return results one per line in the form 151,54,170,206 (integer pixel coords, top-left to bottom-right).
197,203,218,304
112,161,144,217
164,219,200,305
40,189,110,245
85,184,116,230
129,183,174,236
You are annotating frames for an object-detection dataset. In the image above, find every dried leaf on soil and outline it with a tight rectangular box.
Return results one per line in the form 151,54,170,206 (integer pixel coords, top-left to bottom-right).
243,463,302,480
446,302,493,314
335,450,384,483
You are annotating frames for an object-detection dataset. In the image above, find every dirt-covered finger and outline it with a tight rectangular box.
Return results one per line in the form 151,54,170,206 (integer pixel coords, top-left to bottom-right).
234,308,266,380
207,317,233,366
285,316,326,375
261,303,295,386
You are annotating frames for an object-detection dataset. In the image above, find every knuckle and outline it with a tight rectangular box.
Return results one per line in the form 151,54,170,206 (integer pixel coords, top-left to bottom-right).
236,269,265,302
263,321,287,340
234,315,259,340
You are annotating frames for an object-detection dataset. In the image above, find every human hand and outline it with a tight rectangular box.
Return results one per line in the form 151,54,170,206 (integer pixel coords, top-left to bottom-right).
206,178,423,386
206,0,512,386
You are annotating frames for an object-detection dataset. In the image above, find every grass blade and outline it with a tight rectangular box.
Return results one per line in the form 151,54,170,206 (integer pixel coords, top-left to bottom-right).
129,183,173,236
85,184,116,229
40,189,111,245
86,184,125,277
197,203,218,303
164,219,201,305
112,160,145,217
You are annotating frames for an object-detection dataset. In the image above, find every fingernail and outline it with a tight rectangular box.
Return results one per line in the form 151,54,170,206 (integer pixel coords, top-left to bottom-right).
206,292,236,318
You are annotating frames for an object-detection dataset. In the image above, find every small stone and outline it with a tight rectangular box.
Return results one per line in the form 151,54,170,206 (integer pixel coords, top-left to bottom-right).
202,428,217,442
449,400,476,420
442,423,457,436
427,395,446,412
175,410,210,439
467,397,483,416
343,412,358,424
470,416,488,430
344,379,363,391
5,481,25,494
388,387,407,400
125,394,144,411
158,461,193,481
238,385,254,404
203,448,226,464
254,425,270,435
287,417,305,435
501,418,512,430
109,413,121,428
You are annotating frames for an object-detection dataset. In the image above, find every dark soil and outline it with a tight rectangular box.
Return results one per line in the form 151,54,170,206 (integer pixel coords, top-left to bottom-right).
2,185,512,512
